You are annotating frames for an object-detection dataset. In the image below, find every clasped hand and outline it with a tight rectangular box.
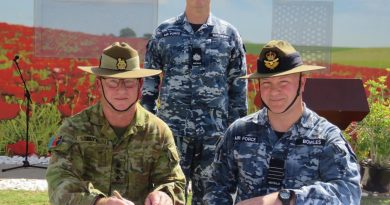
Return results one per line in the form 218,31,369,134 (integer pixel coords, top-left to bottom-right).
95,190,134,205
95,190,172,205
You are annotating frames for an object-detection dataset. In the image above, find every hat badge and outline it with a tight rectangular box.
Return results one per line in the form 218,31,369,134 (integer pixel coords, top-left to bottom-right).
264,51,279,70
116,58,127,70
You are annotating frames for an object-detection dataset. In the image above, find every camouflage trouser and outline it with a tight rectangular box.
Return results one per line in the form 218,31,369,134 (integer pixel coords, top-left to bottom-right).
175,135,218,205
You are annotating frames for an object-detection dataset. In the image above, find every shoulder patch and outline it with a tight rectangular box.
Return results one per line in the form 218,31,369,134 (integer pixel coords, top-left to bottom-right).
48,135,63,148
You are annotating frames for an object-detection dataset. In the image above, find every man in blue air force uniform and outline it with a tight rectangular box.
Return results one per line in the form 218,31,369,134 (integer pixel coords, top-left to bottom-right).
203,40,361,205
141,0,247,204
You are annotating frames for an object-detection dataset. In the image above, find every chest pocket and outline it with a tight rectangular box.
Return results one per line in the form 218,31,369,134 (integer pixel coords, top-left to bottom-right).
206,36,232,70
233,136,270,179
160,35,191,68
286,143,322,187
233,138,269,192
77,135,112,168
127,140,155,197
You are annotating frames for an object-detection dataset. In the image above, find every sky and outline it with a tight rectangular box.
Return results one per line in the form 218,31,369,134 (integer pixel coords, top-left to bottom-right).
1,0,390,47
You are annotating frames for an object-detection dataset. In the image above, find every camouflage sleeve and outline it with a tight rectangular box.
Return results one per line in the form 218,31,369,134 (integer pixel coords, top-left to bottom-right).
292,133,361,205
203,127,237,204
141,37,161,114
151,126,186,205
227,34,247,124
46,134,106,205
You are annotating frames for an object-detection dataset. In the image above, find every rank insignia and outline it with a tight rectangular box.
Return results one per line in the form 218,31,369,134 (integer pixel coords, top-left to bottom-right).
191,47,202,66
264,51,279,70
116,58,127,70
193,53,201,61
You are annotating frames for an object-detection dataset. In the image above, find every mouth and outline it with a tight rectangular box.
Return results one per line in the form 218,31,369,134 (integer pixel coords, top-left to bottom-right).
270,98,284,102
115,97,129,100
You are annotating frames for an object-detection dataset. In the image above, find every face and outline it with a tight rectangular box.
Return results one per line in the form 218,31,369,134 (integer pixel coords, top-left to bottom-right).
97,77,142,111
259,73,305,114
186,0,211,9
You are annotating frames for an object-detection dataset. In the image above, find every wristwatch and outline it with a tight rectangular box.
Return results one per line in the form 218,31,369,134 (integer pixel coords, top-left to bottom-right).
278,189,293,205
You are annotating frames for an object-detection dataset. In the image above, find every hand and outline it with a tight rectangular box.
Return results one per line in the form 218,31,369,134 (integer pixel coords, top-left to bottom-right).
236,192,283,205
144,191,173,205
113,190,135,205
95,191,134,205
95,196,134,205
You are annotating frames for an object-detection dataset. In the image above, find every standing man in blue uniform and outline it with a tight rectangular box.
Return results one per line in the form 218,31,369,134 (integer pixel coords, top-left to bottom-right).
142,0,247,204
204,40,361,205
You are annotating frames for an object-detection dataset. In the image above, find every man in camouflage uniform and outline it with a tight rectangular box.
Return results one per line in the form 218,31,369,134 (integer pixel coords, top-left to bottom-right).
203,40,361,205
46,42,186,205
141,0,247,203
142,0,247,204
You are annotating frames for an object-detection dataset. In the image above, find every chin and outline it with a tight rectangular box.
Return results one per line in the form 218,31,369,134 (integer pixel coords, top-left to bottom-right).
112,103,132,110
269,108,286,114
268,104,287,113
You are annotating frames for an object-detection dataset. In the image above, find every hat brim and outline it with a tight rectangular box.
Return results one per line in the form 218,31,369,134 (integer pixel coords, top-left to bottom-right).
78,66,161,79
241,65,325,79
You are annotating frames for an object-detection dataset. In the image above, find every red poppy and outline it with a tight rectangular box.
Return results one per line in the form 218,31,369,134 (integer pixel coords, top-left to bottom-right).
1,84,25,99
6,140,37,156
0,101,20,120
57,104,72,117
254,92,263,109
31,88,56,104
38,78,55,86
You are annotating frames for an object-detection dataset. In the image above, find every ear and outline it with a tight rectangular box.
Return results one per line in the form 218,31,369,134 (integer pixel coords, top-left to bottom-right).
96,77,103,93
300,74,307,93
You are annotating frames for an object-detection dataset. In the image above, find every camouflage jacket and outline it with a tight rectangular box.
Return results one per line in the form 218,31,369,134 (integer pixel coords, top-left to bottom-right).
142,12,247,139
46,103,186,205
204,105,361,205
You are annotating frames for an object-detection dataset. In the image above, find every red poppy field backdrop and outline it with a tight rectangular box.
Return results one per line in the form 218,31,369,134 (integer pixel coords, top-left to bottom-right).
0,22,389,155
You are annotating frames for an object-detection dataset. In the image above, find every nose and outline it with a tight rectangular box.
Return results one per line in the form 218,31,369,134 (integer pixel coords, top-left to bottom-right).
269,84,281,96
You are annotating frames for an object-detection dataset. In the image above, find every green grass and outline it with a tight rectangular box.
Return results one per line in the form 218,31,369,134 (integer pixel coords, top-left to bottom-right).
244,42,265,55
331,47,390,68
244,42,390,68
361,196,390,205
0,190,49,205
0,190,388,205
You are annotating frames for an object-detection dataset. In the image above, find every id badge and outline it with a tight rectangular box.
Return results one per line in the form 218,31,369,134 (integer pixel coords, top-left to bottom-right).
191,47,203,67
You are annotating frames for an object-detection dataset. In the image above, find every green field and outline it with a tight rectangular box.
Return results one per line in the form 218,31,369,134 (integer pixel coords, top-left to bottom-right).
331,47,390,68
244,43,390,68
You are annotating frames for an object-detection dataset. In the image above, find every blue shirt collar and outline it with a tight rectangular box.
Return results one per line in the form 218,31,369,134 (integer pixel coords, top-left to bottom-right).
252,103,316,130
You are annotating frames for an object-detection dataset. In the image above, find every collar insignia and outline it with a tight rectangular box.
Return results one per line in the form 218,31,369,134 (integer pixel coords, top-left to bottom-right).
264,51,279,70
116,58,127,70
